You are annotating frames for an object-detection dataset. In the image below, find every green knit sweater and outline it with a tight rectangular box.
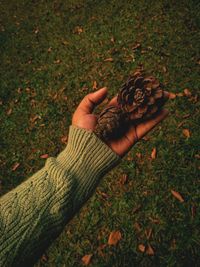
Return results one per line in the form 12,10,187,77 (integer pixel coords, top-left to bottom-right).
0,125,121,267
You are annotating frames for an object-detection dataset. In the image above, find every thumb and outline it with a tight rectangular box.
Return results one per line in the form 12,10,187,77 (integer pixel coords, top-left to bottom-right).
77,87,108,114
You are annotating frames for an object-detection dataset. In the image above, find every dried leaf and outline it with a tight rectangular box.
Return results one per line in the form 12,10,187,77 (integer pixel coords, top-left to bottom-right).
104,58,113,62
34,28,39,34
133,222,141,232
146,244,154,255
151,147,157,159
7,108,12,115
41,254,48,262
168,92,176,99
61,135,68,144
108,230,122,246
111,36,115,43
81,254,92,266
145,228,153,240
120,174,128,184
177,121,185,128
191,204,196,219
74,26,83,34
54,59,61,64
171,190,184,203
183,88,192,97
182,114,190,119
92,81,98,90
176,92,184,97
138,244,145,253
163,66,167,73
171,238,176,250
97,190,109,199
149,217,160,224
40,154,49,159
132,43,141,50
183,129,191,138
30,115,40,123
12,162,20,171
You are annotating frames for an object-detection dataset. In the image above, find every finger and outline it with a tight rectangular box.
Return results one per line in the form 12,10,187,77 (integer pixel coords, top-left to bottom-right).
136,109,169,140
76,87,107,115
108,95,118,106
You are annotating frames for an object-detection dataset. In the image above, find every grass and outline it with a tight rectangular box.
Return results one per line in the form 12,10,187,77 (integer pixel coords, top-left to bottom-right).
0,0,200,266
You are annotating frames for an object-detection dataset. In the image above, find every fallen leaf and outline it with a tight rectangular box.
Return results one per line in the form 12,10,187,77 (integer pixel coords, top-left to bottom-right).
151,147,157,159
54,59,61,64
111,36,115,43
171,238,176,250
61,135,68,144
74,26,83,34
97,190,109,199
195,154,200,159
7,108,12,115
146,244,154,255
104,57,113,62
12,162,20,171
132,43,141,50
171,190,184,203
183,88,192,97
177,121,185,128
176,92,184,97
168,92,176,99
120,174,128,184
108,230,122,246
145,228,153,240
92,81,98,90
182,129,191,138
41,254,48,262
17,88,22,94
191,204,196,219
81,254,92,266
138,244,145,253
163,66,167,73
40,154,49,159
30,115,40,123
133,222,141,232
182,114,190,119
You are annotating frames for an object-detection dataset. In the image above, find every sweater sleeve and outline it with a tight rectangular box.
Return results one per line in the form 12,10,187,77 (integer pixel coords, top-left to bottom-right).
0,125,121,267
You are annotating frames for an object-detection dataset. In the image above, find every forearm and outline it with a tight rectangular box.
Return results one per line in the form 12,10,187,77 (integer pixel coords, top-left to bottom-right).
0,125,121,267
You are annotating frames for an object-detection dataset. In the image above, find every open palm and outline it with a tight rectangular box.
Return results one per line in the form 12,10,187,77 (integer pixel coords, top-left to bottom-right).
72,87,168,157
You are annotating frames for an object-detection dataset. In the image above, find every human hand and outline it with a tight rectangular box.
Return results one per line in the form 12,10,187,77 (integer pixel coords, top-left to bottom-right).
72,87,169,157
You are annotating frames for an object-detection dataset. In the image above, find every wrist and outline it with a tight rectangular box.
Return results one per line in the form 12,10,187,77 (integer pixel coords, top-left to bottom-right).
55,125,121,209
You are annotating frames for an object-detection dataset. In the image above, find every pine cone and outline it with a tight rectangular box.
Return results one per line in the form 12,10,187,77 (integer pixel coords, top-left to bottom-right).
94,70,166,142
117,71,165,120
94,106,128,141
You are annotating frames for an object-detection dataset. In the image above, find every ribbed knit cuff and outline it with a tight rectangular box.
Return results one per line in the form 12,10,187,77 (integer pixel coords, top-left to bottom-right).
55,125,121,210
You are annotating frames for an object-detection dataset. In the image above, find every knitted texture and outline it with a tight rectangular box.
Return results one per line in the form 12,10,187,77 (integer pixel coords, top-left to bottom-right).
0,125,121,267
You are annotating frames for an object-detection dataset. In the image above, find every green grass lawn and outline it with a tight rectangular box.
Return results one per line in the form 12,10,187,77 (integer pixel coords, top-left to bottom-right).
0,0,200,266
